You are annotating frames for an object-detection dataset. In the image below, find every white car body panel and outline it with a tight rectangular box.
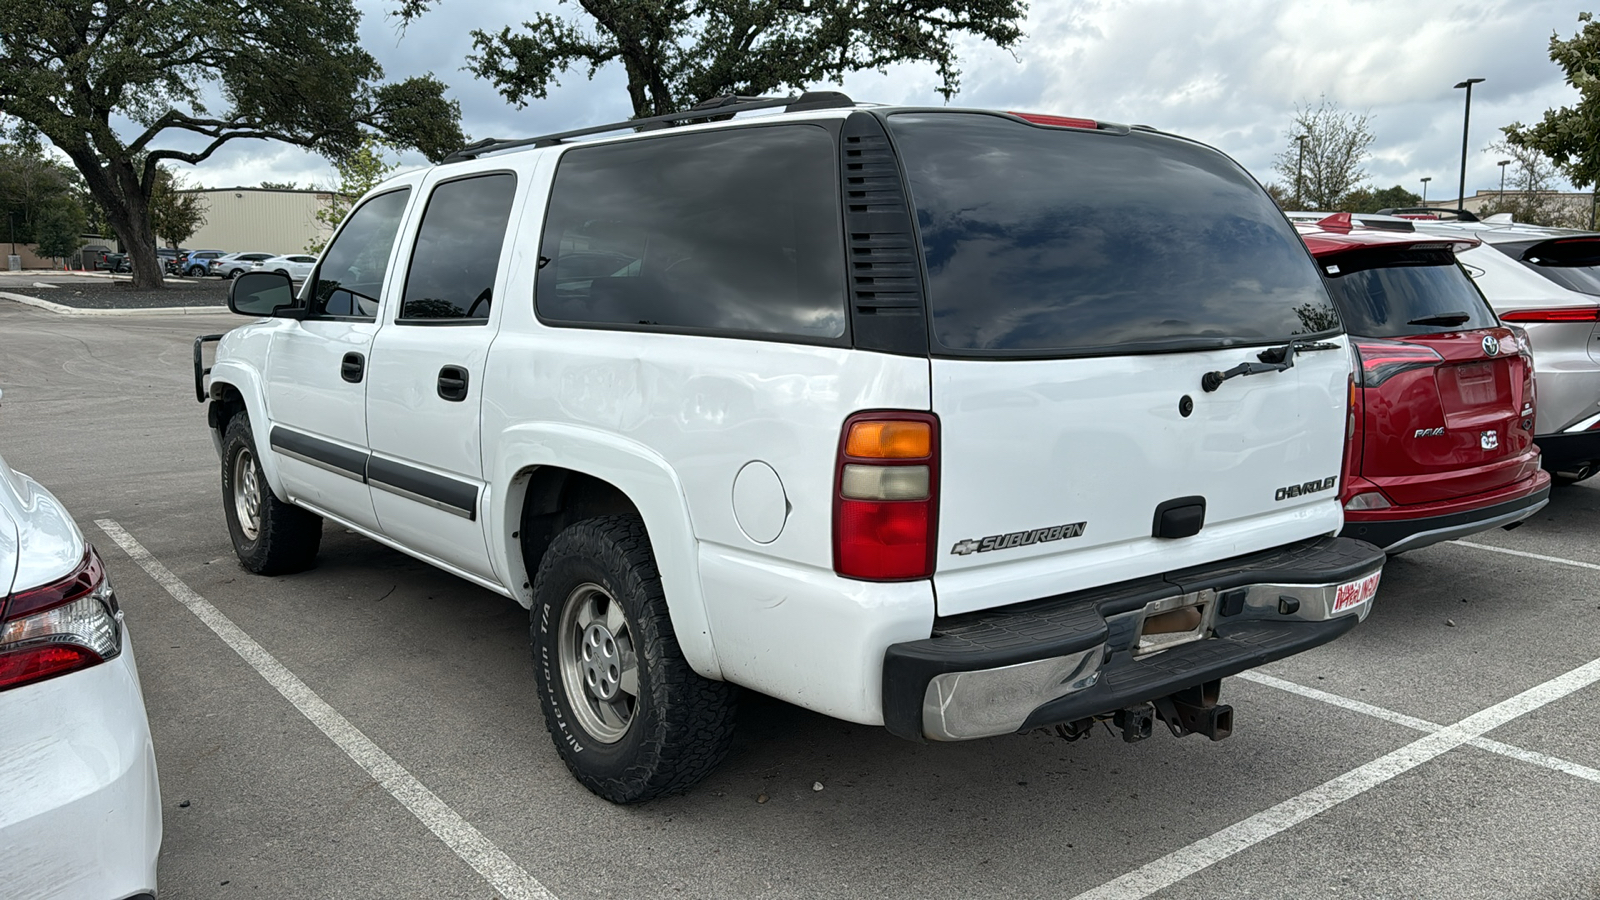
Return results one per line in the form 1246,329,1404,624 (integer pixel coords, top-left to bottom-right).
931,347,1349,616
0,453,160,899
0,639,161,900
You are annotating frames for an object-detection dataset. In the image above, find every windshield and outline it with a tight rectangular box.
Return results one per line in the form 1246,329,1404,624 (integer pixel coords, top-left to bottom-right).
886,113,1337,356
1321,249,1498,337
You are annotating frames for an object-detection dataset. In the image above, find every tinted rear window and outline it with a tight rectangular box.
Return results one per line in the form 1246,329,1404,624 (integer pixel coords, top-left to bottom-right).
536,124,847,341
1494,237,1600,295
887,113,1336,355
1321,249,1498,337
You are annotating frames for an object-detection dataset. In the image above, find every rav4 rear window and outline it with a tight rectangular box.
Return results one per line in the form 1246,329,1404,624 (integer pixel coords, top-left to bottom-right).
886,113,1337,355
1320,249,1498,338
536,124,847,341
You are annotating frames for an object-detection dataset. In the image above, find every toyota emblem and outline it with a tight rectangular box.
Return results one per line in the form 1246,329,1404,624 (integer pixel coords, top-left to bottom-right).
1482,335,1500,356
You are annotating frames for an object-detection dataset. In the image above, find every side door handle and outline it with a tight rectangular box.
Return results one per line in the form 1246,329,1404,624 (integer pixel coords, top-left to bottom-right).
341,352,365,384
437,365,469,402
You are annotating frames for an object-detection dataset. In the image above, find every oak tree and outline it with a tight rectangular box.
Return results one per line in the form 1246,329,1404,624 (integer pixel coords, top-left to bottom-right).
432,0,1027,119
0,0,463,288
1504,12,1600,194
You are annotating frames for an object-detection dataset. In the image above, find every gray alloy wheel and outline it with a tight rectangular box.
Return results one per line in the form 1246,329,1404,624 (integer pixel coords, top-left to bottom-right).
557,582,640,743
232,446,263,542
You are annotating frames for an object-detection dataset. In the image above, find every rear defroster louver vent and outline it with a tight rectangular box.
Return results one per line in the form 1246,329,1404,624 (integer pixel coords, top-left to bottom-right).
841,112,928,356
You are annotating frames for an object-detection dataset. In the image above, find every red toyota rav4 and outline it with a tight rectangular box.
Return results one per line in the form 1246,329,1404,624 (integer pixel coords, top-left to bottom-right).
1297,214,1552,552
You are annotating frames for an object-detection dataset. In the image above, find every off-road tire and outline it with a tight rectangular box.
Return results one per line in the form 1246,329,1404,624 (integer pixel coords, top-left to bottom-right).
531,515,737,803
221,414,322,574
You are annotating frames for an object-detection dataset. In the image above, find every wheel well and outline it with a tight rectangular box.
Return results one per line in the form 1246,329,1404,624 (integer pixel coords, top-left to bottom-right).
518,468,642,581
207,384,247,433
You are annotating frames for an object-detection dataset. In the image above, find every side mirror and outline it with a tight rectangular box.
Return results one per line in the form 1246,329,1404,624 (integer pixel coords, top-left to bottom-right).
229,271,298,317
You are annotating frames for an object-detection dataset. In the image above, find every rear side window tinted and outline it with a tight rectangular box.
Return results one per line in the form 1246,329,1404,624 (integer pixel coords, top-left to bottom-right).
400,173,517,321
536,125,847,340
887,113,1337,355
1494,237,1600,295
314,188,411,319
1321,249,1498,337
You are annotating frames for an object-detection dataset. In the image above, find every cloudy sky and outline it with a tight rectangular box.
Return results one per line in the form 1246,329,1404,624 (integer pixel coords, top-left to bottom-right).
184,0,1592,202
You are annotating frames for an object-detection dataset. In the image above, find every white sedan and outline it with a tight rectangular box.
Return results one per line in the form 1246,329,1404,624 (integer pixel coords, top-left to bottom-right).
0,438,162,899
251,253,319,282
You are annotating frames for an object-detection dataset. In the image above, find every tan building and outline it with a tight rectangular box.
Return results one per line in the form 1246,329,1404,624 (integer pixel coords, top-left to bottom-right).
177,187,338,254
1421,190,1596,227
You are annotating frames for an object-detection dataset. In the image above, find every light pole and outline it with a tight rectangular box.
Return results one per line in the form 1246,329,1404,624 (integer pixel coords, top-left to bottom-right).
1497,159,1511,210
1295,134,1307,208
1421,176,1432,206
1454,77,1485,213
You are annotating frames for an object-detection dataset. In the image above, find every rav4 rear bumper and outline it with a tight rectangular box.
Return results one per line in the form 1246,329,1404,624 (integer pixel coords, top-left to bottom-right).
1341,473,1551,553
881,536,1383,742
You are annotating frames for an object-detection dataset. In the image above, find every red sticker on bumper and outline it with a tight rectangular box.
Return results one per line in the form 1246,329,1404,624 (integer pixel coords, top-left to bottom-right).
1333,571,1382,613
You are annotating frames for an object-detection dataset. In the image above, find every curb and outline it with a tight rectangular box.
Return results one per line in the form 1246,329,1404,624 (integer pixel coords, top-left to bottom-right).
0,291,230,317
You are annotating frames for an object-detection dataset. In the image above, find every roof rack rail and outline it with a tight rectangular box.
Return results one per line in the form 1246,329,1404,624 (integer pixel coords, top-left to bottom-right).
1376,207,1480,223
442,90,856,163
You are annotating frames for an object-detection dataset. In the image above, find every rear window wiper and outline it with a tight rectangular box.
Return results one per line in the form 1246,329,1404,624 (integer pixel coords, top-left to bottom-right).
1202,339,1341,393
1405,311,1471,326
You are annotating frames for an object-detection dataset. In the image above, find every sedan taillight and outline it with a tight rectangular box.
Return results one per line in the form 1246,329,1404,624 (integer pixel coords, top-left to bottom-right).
0,548,122,692
833,412,939,581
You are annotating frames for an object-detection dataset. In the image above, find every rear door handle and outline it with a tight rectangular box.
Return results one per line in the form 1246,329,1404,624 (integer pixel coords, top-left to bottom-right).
341,352,364,383
437,365,469,402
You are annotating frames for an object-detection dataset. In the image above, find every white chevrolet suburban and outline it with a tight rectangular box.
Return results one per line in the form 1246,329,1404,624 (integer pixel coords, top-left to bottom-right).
197,93,1385,803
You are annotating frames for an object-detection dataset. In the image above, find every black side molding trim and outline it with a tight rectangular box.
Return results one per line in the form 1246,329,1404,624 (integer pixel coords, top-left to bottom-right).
269,426,368,481
367,456,479,520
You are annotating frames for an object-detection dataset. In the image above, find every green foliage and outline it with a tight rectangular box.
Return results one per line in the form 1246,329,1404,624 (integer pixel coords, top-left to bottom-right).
452,0,1027,118
0,143,83,242
149,166,208,247
260,181,303,190
1272,97,1375,210
0,0,465,286
307,138,398,253
1504,12,1600,189
33,200,86,259
1343,185,1421,214
1476,141,1592,228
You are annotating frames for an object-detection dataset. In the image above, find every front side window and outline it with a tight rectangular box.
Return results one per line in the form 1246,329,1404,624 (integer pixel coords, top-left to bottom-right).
399,173,517,321
887,113,1337,356
536,125,847,340
312,188,411,319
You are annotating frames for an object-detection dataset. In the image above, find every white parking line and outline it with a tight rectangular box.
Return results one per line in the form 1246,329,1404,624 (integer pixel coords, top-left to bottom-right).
96,520,557,900
1070,655,1600,900
1451,539,1600,572
1239,671,1600,785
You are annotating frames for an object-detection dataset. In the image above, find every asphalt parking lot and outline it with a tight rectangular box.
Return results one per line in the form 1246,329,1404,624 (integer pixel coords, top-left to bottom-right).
2,299,1597,900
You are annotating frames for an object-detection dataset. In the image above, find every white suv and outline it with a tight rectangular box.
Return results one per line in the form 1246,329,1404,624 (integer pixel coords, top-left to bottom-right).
198,94,1384,802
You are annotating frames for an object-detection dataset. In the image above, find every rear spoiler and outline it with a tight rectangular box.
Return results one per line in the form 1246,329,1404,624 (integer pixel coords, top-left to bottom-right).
1376,207,1481,223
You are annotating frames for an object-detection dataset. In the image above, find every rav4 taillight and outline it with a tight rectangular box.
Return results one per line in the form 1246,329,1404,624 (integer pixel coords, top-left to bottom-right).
1498,305,1600,323
833,412,939,581
0,547,122,692
1352,338,1443,387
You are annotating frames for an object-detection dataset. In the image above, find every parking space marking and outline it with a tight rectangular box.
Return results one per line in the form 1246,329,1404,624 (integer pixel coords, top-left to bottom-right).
1451,539,1600,572
1070,655,1600,900
1240,671,1600,785
96,520,558,900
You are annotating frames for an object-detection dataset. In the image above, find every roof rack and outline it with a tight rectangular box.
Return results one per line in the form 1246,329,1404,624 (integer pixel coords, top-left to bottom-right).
442,91,856,163
1376,207,1481,223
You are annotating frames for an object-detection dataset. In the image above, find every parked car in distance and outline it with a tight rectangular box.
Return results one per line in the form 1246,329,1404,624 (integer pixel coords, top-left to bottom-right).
179,249,227,277
251,253,317,281
1393,216,1600,483
0,440,161,899
211,251,277,279
1295,213,1551,553
159,247,185,275
202,94,1385,803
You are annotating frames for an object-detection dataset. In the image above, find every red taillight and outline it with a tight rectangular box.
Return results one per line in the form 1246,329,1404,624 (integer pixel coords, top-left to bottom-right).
0,547,120,692
1009,112,1098,130
833,412,939,581
1351,338,1443,387
1499,306,1600,323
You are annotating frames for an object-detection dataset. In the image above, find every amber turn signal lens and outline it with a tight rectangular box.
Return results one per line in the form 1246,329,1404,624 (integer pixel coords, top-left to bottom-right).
845,421,931,459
